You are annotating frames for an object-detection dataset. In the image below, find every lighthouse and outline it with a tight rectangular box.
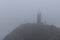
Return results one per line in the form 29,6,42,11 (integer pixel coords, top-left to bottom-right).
37,12,41,24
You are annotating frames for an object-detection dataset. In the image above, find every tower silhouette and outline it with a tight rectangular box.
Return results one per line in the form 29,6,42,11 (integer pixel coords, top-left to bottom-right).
37,12,41,24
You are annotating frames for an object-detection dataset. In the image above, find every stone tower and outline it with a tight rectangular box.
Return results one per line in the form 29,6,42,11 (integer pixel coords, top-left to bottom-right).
37,12,41,24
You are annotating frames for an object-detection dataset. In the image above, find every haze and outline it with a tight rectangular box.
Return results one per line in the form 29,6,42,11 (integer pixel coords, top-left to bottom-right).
0,0,60,40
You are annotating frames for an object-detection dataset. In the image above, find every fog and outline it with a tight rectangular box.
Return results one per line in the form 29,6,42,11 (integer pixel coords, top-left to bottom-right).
0,0,60,40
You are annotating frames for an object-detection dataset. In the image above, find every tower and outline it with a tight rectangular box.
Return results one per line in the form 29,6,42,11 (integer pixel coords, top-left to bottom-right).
37,12,41,24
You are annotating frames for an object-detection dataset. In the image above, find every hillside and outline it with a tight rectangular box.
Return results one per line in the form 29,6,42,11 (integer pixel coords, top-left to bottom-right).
3,23,60,40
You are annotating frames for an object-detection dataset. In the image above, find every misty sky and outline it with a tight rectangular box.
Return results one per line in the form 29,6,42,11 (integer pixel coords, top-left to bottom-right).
0,0,60,40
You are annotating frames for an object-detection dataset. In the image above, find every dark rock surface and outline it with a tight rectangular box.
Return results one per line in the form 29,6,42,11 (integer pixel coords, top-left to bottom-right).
3,23,60,40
